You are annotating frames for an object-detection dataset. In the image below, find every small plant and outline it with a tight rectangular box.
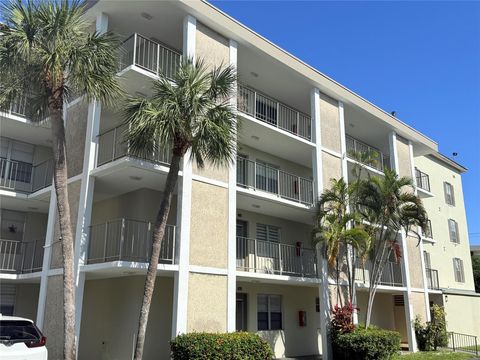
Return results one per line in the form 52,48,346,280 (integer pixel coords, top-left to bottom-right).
331,303,357,335
414,304,448,351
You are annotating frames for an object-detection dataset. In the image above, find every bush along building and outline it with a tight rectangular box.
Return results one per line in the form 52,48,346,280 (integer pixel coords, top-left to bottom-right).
1,1,479,358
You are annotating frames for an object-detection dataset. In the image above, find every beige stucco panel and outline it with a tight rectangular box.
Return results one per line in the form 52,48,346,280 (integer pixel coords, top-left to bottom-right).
320,93,341,153
42,275,64,360
50,180,81,269
187,273,227,332
79,276,173,360
396,136,412,178
192,161,229,183
406,236,424,289
196,22,229,68
65,101,88,177
14,284,40,321
356,291,397,331
409,291,428,323
443,293,480,338
189,181,228,268
322,152,342,187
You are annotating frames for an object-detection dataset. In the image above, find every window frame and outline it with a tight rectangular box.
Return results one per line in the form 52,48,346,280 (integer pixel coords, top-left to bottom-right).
453,258,465,283
257,294,283,331
444,182,455,206
448,219,460,244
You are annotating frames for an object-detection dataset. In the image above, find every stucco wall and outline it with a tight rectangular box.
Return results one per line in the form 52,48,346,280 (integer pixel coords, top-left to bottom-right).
187,273,228,332
65,101,88,177
189,181,228,268
192,22,230,181
78,276,173,360
91,188,177,225
320,93,341,153
42,275,64,360
322,152,342,187
396,136,411,179
23,211,48,242
33,145,53,165
50,180,81,269
236,209,312,247
406,236,424,289
415,155,474,291
13,283,39,321
409,291,428,322
442,293,480,338
237,282,321,358
356,291,397,331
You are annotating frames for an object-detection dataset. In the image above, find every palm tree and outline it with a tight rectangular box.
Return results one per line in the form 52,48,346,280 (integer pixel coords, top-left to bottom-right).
123,58,236,359
312,178,370,310
357,169,428,327
0,1,121,359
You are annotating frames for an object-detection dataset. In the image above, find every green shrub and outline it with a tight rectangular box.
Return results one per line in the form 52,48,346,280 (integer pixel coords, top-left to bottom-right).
333,326,401,360
170,332,273,360
414,304,448,351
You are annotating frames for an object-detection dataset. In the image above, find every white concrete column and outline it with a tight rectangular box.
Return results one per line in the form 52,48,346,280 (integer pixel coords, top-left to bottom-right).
408,140,431,322
36,190,57,330
226,39,238,332
73,99,101,353
172,14,196,337
389,131,417,352
311,87,331,360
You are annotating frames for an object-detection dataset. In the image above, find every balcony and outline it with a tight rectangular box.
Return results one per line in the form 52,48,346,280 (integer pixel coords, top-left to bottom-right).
0,239,44,274
426,268,439,290
87,218,175,265
237,84,312,141
346,135,390,172
97,123,171,167
415,168,431,193
355,259,403,287
237,157,314,206
0,96,28,118
0,158,53,193
236,236,317,277
119,33,181,80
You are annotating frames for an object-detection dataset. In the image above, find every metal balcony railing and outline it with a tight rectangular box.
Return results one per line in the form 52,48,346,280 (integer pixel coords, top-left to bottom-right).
119,33,181,80
0,95,28,117
87,218,176,265
236,236,317,277
237,84,312,141
97,123,171,167
0,158,54,193
415,168,431,192
236,157,314,206
355,258,403,287
425,268,439,289
346,135,390,172
0,239,44,273
423,219,433,239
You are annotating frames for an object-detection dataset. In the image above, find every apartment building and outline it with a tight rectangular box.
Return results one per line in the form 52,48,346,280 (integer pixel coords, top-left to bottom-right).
1,1,479,359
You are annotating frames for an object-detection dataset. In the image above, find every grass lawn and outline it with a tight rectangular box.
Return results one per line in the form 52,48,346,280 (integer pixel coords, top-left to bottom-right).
394,350,477,359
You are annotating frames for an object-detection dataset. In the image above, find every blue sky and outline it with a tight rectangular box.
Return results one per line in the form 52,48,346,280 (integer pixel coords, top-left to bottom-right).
212,0,480,245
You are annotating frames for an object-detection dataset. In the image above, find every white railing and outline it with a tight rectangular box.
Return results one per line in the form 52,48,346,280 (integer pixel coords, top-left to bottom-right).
237,84,312,141
0,239,44,273
346,135,390,171
355,258,403,287
236,236,317,277
0,95,28,117
87,218,176,265
97,123,171,167
119,33,181,80
0,158,54,193
236,157,314,205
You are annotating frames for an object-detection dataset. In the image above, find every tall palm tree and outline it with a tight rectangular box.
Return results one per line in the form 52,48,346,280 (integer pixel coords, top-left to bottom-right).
0,1,121,359
123,58,236,359
357,169,428,327
312,178,370,310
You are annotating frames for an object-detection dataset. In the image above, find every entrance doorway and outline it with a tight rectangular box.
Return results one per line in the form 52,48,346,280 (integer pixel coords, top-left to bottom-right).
236,293,247,331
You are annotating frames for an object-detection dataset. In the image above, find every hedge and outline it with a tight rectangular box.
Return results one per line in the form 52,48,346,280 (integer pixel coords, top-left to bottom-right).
333,326,401,360
170,332,273,360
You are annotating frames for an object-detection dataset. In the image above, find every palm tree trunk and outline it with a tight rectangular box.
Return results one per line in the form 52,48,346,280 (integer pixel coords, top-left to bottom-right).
49,105,76,360
134,153,182,360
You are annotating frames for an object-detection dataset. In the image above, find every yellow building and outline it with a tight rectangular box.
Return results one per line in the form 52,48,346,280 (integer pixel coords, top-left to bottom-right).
1,1,478,359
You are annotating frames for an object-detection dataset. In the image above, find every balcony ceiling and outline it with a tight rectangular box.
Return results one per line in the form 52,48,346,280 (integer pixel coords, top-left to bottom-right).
0,117,51,147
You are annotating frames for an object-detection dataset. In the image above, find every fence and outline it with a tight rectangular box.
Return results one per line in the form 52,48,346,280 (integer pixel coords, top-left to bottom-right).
447,332,478,356
0,239,44,273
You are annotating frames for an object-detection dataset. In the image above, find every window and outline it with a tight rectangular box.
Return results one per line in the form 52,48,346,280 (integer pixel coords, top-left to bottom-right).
256,223,280,257
257,294,282,330
448,219,460,244
315,297,320,312
444,182,455,206
453,258,465,283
